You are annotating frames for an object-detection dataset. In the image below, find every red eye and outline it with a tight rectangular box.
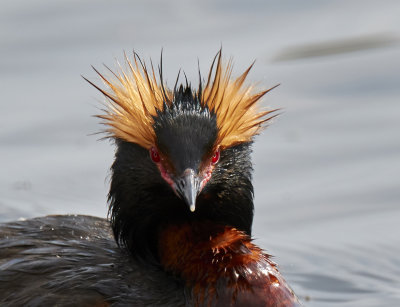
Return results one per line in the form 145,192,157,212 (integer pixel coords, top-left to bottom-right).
211,148,220,164
150,147,160,163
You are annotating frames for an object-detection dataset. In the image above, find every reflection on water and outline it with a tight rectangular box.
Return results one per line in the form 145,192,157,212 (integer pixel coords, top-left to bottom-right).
1,0,400,305
273,33,399,62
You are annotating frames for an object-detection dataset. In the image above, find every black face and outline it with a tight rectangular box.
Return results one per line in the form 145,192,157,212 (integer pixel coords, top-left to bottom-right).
108,84,255,265
152,86,218,211
154,100,217,174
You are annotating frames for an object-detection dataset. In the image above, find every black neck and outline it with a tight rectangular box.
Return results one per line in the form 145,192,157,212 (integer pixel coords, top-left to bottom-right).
108,139,254,265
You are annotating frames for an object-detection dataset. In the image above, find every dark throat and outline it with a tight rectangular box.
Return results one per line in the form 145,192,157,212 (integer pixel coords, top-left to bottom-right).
108,85,255,266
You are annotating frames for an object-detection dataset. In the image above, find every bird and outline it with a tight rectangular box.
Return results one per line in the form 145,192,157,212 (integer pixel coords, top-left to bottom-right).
0,50,300,306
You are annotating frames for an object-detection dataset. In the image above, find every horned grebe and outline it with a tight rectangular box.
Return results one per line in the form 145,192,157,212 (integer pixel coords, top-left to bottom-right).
0,51,300,306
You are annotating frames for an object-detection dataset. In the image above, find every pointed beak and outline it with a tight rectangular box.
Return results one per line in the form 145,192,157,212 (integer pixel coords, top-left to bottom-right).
174,168,201,212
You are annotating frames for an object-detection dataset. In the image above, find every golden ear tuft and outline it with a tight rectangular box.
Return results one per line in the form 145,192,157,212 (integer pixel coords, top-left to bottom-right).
85,50,278,150
84,53,172,149
201,51,279,149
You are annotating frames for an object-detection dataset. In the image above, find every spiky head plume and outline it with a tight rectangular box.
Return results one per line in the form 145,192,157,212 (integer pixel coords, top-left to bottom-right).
85,50,278,149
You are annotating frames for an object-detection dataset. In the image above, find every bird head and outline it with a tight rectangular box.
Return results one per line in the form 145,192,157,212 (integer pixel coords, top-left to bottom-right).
85,50,278,262
151,85,219,213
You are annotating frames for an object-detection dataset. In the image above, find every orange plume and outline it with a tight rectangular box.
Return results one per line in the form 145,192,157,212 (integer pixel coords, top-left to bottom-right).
86,50,278,150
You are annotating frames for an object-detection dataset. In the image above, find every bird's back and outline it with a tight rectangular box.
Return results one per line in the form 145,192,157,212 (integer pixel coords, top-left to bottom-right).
0,215,185,306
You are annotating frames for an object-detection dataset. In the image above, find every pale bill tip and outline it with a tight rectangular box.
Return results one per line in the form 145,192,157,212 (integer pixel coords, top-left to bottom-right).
189,204,196,212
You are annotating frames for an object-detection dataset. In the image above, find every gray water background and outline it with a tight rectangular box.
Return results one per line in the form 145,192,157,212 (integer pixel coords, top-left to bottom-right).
1,1,399,305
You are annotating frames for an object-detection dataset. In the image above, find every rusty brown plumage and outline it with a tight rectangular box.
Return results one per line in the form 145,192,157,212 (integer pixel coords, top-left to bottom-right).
158,223,300,306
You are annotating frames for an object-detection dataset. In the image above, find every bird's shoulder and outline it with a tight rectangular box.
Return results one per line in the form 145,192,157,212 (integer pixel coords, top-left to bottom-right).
0,215,184,306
